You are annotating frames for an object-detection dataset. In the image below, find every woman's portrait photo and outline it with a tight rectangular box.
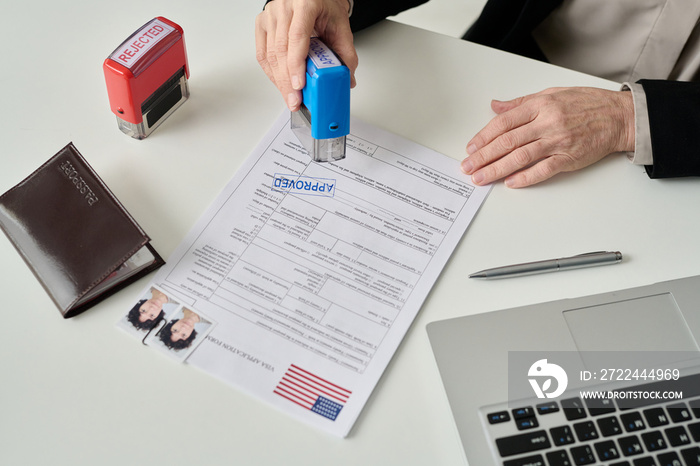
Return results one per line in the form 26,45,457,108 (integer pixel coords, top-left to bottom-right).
117,286,178,336
146,306,214,362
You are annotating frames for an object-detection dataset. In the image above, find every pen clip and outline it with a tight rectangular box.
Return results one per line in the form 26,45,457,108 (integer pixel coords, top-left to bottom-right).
569,251,623,262
573,251,610,257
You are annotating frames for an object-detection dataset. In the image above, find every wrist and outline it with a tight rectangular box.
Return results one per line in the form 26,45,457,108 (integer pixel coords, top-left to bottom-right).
615,90,636,153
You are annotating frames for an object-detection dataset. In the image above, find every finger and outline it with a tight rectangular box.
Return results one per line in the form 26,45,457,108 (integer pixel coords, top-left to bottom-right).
462,119,542,175
255,14,275,83
491,87,564,114
491,96,525,114
269,18,301,111
503,155,570,188
465,104,538,165
491,93,547,119
323,24,358,88
287,10,314,91
469,139,549,185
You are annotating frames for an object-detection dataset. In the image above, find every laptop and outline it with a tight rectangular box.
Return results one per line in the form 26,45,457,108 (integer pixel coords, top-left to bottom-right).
427,275,700,466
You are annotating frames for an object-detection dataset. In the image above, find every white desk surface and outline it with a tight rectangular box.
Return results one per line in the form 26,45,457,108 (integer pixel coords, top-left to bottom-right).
2,2,700,465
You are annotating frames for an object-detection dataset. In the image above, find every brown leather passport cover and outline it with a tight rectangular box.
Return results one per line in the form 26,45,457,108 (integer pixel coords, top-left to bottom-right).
0,143,164,318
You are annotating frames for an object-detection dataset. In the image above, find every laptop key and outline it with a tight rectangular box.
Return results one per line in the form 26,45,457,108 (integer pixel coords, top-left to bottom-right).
495,430,551,457
561,397,587,420
570,445,596,465
689,421,700,441
594,440,621,461
620,412,646,432
690,398,700,418
512,406,535,419
618,435,644,456
665,425,691,446
516,417,539,430
667,402,692,423
656,451,681,466
487,410,510,424
644,407,670,427
585,396,616,416
573,420,599,441
641,430,667,452
680,446,700,466
631,457,656,466
536,401,559,415
503,454,545,466
546,450,572,466
598,415,623,437
550,425,575,446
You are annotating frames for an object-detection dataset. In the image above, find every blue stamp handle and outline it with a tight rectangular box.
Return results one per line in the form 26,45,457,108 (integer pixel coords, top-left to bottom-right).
303,38,351,140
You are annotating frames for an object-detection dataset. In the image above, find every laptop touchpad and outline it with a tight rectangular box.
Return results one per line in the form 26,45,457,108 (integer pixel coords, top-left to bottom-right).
563,293,700,357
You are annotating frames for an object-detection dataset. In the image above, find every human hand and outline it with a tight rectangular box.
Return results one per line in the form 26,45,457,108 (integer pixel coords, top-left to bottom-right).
255,0,358,112
461,87,635,188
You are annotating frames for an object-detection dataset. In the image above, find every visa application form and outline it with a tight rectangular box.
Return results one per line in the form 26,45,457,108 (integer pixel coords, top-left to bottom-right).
144,112,490,436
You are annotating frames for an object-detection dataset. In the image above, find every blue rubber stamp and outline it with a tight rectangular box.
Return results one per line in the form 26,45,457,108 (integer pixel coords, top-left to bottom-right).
291,37,351,162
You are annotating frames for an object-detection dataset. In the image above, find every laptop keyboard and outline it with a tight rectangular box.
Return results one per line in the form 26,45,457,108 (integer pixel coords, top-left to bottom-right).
484,373,700,466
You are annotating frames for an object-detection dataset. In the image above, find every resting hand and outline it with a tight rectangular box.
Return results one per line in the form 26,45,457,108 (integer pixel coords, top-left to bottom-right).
461,87,635,188
255,0,358,112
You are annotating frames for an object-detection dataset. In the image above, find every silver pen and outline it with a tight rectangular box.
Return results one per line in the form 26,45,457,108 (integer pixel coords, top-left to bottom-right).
469,251,623,279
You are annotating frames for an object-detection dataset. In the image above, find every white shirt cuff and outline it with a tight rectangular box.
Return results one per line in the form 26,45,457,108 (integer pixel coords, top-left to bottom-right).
621,81,653,166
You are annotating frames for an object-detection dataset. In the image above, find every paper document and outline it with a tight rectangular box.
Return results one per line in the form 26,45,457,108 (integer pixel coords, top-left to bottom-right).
122,112,490,436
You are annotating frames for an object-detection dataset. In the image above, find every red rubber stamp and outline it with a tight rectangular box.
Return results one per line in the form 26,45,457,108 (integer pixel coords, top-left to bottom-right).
103,17,190,139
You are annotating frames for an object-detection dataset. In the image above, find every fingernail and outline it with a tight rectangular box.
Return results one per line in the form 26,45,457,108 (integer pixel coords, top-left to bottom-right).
291,75,301,90
472,171,484,185
287,92,299,110
467,144,477,155
504,177,515,188
461,159,474,174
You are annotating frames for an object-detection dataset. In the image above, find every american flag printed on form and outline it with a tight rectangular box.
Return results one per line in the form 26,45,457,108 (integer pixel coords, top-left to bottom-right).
274,364,352,421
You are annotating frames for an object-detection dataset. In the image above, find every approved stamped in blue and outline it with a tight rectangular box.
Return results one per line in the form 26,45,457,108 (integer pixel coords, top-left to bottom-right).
272,173,336,198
